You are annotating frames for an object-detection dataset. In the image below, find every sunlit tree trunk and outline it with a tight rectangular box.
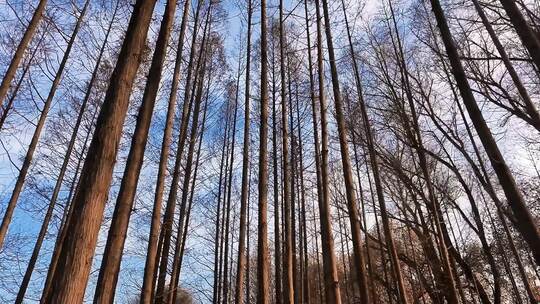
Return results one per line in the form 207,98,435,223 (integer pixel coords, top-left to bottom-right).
140,0,192,300
154,2,204,301
42,0,158,301
93,1,177,302
0,0,90,249
0,0,48,109
16,2,112,302
257,0,271,300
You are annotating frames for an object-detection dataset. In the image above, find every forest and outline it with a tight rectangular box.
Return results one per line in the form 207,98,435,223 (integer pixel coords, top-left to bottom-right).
0,0,539,303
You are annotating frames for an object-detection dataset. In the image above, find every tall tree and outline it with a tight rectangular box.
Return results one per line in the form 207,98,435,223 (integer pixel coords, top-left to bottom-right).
257,0,271,301
15,1,118,302
93,0,177,302
0,0,90,248
154,1,204,301
42,0,159,301
139,0,193,301
0,0,48,109
278,0,294,302
428,0,540,266
234,0,253,302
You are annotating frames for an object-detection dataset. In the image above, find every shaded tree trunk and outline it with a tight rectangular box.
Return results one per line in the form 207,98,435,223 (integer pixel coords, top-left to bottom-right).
429,0,540,266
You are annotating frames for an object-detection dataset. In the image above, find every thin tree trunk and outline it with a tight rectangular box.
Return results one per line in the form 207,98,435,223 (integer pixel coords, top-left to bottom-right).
429,0,540,266
312,1,345,303
93,1,176,302
16,1,113,301
234,0,252,302
168,30,212,302
213,109,232,304
140,0,192,300
270,29,283,304
319,0,376,302
154,1,204,301
257,0,271,300
0,0,90,249
223,38,242,304
42,0,158,301
0,0,48,108
278,2,294,302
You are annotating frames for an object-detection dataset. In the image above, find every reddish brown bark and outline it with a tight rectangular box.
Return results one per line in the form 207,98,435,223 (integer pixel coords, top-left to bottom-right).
42,0,158,302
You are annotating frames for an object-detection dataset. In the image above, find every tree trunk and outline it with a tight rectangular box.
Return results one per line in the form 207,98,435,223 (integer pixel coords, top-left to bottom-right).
278,2,294,302
93,1,176,302
16,1,112,302
429,0,540,266
42,0,158,302
0,0,48,108
234,1,252,302
0,0,89,249
140,0,192,300
257,0,271,300
154,1,204,301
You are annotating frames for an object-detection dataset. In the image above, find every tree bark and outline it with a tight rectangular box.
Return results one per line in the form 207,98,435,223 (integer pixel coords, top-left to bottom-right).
140,0,192,301
0,0,89,249
429,0,540,266
16,1,111,302
257,0,271,300
0,0,48,109
154,2,204,301
42,0,158,302
234,1,252,302
93,0,177,302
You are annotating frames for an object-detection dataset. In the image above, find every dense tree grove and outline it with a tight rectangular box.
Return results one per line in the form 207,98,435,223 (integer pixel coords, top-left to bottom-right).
0,0,539,303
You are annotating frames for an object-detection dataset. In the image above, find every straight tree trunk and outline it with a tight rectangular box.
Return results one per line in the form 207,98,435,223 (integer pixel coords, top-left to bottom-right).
42,0,158,302
278,1,294,302
41,98,101,301
154,1,204,301
429,0,540,266
0,0,90,249
93,0,177,302
168,32,211,301
271,36,283,304
140,0,192,301
223,41,243,304
257,0,271,300
16,1,114,301
498,0,540,72
294,82,310,304
234,1,252,302
313,0,344,303
213,109,232,304
0,0,48,109
318,0,373,302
